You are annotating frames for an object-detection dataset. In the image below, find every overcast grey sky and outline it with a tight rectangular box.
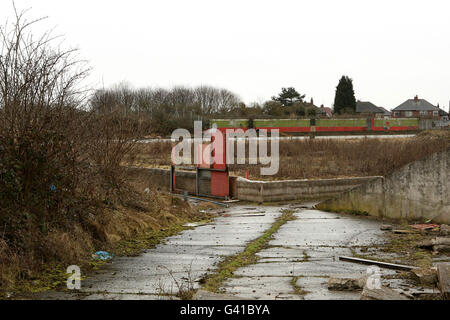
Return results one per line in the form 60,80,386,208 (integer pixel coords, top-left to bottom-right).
1,0,449,110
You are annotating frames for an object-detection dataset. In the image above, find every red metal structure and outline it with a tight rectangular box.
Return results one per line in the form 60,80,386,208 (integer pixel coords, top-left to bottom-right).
171,130,229,199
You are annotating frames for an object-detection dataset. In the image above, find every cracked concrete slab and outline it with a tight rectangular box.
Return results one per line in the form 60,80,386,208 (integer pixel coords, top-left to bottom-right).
42,205,284,299
39,204,406,300
219,208,396,300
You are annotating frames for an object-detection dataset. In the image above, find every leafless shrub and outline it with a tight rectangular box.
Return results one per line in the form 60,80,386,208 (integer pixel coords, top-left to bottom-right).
0,6,142,292
0,6,91,228
157,262,197,300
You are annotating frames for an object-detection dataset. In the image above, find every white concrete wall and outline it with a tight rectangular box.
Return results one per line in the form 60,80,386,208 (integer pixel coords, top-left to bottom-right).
317,149,450,223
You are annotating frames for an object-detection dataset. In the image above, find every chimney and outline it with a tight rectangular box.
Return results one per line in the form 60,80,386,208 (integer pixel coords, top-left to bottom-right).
310,98,314,105
414,95,419,102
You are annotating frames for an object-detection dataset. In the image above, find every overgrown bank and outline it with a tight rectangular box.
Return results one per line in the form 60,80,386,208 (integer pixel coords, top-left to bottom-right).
0,10,210,298
0,168,213,299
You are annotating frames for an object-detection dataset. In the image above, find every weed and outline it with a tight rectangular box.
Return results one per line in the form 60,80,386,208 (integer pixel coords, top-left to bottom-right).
290,276,309,296
157,262,197,300
201,210,296,292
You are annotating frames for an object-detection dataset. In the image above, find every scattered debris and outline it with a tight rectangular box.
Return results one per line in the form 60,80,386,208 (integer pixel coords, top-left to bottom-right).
93,251,114,261
417,237,450,254
392,229,418,234
360,286,409,300
411,268,438,286
144,188,150,194
222,199,240,204
170,193,229,207
410,224,439,231
401,287,441,300
437,263,450,299
328,274,367,291
339,256,417,271
380,224,393,231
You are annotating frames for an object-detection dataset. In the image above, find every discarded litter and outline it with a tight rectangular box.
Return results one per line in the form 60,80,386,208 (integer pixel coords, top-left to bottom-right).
183,222,208,227
93,251,114,261
410,224,439,231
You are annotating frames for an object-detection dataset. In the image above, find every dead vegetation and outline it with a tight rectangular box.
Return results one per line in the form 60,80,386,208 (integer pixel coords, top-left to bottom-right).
157,262,197,300
131,131,449,180
351,224,445,270
0,8,207,297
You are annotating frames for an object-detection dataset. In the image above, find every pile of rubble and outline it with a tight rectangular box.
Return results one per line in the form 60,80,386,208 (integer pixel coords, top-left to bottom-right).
326,223,450,300
381,223,450,254
327,263,449,300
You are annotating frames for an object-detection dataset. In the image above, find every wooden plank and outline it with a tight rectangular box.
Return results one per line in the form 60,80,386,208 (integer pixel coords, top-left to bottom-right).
437,263,450,299
339,256,417,271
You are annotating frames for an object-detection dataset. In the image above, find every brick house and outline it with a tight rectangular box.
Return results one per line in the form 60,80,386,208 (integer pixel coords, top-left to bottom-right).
392,96,440,118
319,104,333,117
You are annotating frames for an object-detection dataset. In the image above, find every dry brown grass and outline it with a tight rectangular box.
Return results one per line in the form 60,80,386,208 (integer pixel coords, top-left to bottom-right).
130,131,449,180
0,168,206,297
0,8,212,297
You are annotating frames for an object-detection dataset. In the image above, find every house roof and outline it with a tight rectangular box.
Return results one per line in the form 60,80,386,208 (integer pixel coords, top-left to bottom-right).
319,106,333,117
356,101,384,113
377,106,391,116
440,108,449,116
393,98,438,111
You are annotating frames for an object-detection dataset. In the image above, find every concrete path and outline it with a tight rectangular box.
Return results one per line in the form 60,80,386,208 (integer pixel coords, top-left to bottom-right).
220,207,389,300
61,205,284,300
39,204,399,300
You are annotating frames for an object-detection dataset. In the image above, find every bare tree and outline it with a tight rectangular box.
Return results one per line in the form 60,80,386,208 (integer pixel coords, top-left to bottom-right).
0,5,90,130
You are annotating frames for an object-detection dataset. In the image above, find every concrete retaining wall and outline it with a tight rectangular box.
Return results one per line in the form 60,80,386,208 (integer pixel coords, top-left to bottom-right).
234,176,381,202
317,149,450,224
129,167,379,202
129,167,197,194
